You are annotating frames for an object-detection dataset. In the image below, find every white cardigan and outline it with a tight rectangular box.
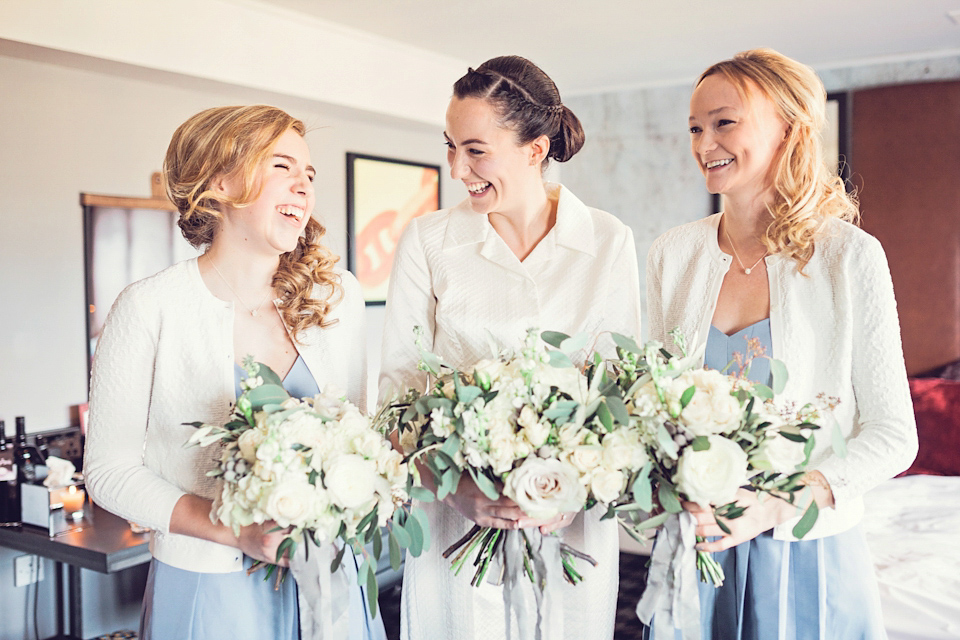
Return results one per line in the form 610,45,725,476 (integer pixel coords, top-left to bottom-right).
647,213,917,541
84,259,367,573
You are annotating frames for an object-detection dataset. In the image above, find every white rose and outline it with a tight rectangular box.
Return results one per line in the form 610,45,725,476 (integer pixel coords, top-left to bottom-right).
675,436,749,508
590,468,626,503
753,432,807,474
503,458,587,519
263,480,317,528
601,429,645,470
238,428,266,463
324,455,379,510
567,445,603,474
338,409,369,435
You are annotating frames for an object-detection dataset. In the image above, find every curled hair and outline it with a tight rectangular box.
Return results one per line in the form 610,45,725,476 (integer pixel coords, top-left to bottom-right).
453,55,585,166
698,49,859,271
163,105,342,339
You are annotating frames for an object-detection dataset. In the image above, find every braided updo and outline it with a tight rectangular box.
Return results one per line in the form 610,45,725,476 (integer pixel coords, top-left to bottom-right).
452,56,585,165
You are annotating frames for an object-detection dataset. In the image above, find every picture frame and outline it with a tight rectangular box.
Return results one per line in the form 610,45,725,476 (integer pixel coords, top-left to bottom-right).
710,92,850,214
346,153,441,305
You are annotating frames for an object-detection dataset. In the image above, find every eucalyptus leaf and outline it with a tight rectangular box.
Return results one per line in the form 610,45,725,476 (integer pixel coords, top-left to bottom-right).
456,385,482,405
657,423,679,459
245,384,290,410
412,506,432,552
605,396,630,426
366,564,380,619
559,332,588,354
679,385,696,410
391,522,411,549
770,359,789,394
658,482,683,514
548,350,575,369
405,511,425,556
372,528,383,560
752,384,774,400
611,333,642,355
792,500,819,539
252,362,285,387
541,331,571,349
630,462,653,512
830,415,848,458
469,467,500,500
690,436,711,451
595,401,613,431
330,543,347,572
388,531,402,570
632,511,670,531
409,486,436,503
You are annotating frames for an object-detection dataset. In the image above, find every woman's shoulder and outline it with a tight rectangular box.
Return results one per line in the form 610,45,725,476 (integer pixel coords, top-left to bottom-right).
650,215,717,256
111,259,198,314
815,218,887,265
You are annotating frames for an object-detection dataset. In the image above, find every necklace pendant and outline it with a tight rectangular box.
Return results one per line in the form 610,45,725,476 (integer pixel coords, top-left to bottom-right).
744,268,752,275
251,309,258,317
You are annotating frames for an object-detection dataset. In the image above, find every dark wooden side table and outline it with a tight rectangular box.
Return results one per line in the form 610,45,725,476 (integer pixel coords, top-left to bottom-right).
0,503,151,640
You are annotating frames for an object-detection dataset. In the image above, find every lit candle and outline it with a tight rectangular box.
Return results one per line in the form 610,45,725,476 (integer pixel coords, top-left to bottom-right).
61,485,85,519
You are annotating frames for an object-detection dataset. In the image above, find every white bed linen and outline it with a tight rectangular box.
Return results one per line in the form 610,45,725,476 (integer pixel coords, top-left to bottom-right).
862,475,960,640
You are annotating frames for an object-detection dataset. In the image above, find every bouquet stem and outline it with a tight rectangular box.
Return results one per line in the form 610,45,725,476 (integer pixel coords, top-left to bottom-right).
694,537,725,586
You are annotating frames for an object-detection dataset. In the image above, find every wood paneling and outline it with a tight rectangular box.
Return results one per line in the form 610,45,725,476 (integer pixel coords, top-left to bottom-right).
853,81,960,375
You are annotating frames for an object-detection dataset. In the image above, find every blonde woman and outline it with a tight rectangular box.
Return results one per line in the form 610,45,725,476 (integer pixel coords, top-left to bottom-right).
644,49,917,638
380,56,642,639
84,105,384,640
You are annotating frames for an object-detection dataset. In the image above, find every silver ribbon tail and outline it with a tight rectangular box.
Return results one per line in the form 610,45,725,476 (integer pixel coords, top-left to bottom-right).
499,528,565,640
635,511,701,640
289,541,353,640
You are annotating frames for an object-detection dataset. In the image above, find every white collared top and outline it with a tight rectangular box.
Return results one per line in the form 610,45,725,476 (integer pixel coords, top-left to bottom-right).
380,182,642,399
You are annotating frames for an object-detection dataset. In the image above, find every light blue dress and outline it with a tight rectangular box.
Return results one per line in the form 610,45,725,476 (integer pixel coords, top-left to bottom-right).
645,320,887,640
139,356,387,640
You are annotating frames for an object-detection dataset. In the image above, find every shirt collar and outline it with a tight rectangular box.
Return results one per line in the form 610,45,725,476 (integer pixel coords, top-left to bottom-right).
441,182,596,257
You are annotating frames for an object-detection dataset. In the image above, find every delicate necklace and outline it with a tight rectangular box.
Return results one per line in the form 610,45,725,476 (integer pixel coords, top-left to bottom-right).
724,227,768,275
209,259,272,317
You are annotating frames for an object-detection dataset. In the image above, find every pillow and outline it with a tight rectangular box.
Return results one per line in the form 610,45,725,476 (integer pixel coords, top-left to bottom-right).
901,377,960,476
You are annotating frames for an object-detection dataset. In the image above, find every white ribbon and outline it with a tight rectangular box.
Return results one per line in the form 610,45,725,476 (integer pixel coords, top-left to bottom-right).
498,528,565,640
635,511,701,640
289,541,352,640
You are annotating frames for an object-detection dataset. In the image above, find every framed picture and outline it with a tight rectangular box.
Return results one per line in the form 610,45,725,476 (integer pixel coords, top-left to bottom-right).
346,153,441,304
710,92,850,214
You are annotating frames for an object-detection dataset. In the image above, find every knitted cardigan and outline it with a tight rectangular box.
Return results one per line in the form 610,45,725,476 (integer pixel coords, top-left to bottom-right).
646,213,917,541
84,259,367,572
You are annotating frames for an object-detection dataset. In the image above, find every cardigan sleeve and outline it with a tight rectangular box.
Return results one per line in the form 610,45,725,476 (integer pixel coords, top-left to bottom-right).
378,218,435,403
815,234,918,505
83,283,187,533
645,236,667,345
337,270,369,413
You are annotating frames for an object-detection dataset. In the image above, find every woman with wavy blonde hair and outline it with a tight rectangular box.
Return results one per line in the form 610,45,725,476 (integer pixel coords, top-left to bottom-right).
644,49,916,638
85,105,384,639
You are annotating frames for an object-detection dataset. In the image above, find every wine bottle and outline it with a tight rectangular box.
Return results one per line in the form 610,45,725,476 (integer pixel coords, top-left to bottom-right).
0,419,19,525
14,416,37,486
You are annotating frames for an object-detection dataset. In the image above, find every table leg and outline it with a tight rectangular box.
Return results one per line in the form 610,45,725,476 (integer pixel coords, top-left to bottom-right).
68,564,82,639
55,561,65,637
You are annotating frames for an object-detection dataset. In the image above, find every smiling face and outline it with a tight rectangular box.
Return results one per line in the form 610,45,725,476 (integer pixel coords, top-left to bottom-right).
689,74,788,200
444,96,544,216
218,128,316,255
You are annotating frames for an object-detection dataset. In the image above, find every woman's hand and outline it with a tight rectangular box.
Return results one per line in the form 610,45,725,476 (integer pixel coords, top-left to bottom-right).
685,489,794,553
237,521,292,567
443,474,578,533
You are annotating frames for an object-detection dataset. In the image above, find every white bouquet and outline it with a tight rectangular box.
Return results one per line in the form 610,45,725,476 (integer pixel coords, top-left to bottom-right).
379,329,653,639
599,330,836,640
187,358,429,626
